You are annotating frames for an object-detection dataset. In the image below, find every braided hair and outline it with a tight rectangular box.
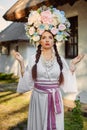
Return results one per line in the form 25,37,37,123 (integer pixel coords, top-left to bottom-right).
32,31,64,85
32,43,64,85
53,43,64,85
32,44,41,80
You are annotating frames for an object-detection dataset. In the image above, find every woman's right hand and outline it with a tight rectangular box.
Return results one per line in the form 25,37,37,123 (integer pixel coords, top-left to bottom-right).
11,50,24,63
11,50,25,76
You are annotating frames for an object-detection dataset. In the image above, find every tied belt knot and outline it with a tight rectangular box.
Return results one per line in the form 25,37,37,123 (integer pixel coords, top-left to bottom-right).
34,82,61,130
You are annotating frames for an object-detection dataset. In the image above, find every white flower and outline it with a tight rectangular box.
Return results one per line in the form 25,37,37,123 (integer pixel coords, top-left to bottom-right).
66,21,71,28
28,11,41,25
34,21,41,28
52,17,58,26
33,11,41,21
55,35,64,41
44,24,49,30
28,17,34,25
32,35,40,42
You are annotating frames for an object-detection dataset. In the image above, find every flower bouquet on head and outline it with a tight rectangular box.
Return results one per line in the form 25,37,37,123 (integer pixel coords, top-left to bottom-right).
25,5,70,44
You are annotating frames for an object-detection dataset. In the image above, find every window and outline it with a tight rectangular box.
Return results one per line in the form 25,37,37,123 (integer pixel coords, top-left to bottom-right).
0,45,10,55
65,16,78,59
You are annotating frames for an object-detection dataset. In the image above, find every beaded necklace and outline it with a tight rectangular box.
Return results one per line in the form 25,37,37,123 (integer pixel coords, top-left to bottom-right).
41,52,56,81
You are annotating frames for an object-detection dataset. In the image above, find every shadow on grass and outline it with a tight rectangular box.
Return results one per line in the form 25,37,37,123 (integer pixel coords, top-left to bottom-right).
9,119,27,130
7,104,29,130
8,104,29,116
0,101,29,130
0,91,15,98
0,93,23,104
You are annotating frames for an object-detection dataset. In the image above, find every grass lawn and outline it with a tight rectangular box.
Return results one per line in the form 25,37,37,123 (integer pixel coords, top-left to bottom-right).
0,82,87,130
0,90,30,130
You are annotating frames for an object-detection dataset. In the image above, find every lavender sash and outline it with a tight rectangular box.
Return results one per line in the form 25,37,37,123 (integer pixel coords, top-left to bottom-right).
34,82,61,130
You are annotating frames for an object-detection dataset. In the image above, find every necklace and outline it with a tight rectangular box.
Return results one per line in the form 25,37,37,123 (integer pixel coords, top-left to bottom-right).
41,52,55,68
41,52,55,81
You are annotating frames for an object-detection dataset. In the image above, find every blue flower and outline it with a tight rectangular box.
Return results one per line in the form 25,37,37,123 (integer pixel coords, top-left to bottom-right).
53,8,60,14
49,24,53,29
33,32,38,36
39,24,45,29
60,11,65,16
57,31,63,35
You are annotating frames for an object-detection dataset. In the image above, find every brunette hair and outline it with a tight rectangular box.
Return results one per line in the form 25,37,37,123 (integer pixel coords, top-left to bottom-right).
32,32,64,85
32,44,41,80
53,44,64,85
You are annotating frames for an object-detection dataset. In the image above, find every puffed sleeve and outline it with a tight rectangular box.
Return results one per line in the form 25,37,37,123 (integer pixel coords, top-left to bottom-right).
60,56,78,93
17,56,34,93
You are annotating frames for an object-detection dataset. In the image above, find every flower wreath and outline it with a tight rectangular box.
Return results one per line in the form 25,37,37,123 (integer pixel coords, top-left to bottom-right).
25,6,70,44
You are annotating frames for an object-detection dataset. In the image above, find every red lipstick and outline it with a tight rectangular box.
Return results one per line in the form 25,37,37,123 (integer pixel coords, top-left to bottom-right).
45,43,50,46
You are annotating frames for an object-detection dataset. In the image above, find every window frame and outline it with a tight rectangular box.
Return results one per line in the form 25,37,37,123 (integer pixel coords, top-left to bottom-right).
65,16,78,59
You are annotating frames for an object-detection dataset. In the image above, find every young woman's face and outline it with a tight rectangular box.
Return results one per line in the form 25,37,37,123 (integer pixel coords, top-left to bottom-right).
40,31,54,49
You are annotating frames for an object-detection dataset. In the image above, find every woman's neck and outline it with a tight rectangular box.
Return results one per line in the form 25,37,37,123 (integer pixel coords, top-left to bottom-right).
41,48,54,61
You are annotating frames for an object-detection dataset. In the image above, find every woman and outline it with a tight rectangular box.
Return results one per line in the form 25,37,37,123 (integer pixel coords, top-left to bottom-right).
13,6,84,130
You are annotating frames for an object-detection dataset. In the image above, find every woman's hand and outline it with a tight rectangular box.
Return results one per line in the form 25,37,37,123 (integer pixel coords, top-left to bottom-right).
71,54,85,65
11,50,24,63
70,54,85,73
11,50,25,76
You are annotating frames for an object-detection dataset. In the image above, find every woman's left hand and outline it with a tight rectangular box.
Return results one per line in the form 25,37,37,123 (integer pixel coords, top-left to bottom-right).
72,54,85,65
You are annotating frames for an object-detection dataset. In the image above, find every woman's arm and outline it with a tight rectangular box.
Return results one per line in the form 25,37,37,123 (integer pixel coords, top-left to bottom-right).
11,50,25,76
70,54,85,73
19,60,25,77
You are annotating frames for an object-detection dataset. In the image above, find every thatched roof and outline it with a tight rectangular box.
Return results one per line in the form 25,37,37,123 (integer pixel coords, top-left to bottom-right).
3,0,87,22
0,22,28,44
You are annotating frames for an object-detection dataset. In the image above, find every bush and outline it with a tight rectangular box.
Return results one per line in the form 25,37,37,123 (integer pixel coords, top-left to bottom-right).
65,98,84,130
70,98,83,130
0,73,18,82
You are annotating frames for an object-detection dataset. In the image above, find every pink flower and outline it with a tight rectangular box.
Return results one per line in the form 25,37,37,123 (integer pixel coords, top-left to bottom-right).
58,23,66,31
41,10,53,24
29,27,35,35
51,27,58,35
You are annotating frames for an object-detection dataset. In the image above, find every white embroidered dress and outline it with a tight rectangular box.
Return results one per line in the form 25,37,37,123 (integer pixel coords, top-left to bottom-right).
17,55,77,130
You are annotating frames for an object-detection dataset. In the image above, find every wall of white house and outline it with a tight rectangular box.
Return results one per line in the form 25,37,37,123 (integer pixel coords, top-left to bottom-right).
57,0,87,101
0,42,36,75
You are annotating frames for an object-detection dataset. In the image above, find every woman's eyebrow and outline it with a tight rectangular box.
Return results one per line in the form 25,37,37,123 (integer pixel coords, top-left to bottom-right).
41,35,53,38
